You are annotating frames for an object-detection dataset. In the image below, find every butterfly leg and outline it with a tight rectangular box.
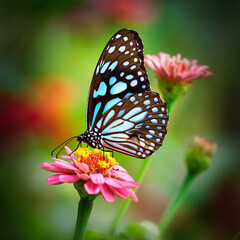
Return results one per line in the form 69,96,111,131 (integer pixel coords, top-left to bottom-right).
102,147,114,159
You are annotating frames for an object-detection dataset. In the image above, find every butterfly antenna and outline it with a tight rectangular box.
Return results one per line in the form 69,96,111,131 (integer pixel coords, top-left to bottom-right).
55,137,79,158
51,136,78,157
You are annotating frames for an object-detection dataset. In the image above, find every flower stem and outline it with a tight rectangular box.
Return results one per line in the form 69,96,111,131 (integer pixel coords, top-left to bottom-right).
109,157,152,235
159,173,195,235
166,100,175,116
74,197,94,240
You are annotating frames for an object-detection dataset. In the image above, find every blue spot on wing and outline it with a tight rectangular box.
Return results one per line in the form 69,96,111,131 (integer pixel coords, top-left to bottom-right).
123,107,142,120
109,76,117,85
102,121,135,134
129,111,148,122
118,109,125,117
93,82,107,98
92,102,101,126
100,61,111,74
104,110,115,126
103,98,121,114
109,61,118,71
110,82,127,95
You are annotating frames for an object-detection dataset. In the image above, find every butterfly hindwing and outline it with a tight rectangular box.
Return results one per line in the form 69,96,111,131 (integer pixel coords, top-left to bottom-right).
87,29,151,130
95,91,168,158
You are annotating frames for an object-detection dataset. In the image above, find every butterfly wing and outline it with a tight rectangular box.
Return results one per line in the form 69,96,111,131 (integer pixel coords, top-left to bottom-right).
96,91,168,159
87,29,151,130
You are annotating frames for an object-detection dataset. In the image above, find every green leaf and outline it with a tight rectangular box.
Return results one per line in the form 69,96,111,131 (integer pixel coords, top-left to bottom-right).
115,221,160,240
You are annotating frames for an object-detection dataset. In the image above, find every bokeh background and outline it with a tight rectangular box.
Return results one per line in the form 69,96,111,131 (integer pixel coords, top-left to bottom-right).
1,0,239,239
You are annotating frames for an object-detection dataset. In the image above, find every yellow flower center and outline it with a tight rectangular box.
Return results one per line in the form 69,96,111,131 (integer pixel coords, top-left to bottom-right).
74,147,118,176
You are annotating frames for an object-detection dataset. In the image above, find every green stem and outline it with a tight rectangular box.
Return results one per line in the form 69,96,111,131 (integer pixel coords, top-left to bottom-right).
109,157,152,235
159,173,196,235
74,197,94,240
166,100,175,116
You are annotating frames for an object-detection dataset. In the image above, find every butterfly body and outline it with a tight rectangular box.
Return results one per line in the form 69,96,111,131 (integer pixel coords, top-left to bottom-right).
78,129,103,149
54,29,168,159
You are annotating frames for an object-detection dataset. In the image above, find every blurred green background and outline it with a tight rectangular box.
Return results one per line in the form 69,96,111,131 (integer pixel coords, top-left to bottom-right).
1,0,239,239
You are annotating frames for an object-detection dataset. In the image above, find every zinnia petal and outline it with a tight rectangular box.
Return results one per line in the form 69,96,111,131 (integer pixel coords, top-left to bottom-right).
117,171,134,181
46,174,62,185
122,181,139,188
90,174,104,184
76,172,90,181
84,180,100,194
74,161,89,172
126,188,139,202
99,184,115,203
53,159,78,172
59,155,71,160
58,174,80,183
41,162,73,173
108,186,129,199
104,177,124,188
64,146,77,160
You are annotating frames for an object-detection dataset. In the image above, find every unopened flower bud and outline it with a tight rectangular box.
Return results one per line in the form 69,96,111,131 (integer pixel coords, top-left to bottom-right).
185,136,217,175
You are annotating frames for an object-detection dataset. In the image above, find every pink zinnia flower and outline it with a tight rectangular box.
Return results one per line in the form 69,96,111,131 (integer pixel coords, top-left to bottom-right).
145,52,213,84
41,147,139,203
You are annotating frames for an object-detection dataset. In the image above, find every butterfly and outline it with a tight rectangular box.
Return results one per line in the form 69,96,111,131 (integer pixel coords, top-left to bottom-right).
52,29,168,159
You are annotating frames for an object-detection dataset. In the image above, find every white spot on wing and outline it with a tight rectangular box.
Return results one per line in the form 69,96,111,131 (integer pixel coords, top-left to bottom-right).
126,75,133,80
130,80,138,87
130,65,136,70
119,46,126,52
108,46,115,54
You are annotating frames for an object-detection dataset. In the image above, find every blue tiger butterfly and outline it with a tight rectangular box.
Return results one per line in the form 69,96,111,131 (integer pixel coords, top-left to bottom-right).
52,29,168,159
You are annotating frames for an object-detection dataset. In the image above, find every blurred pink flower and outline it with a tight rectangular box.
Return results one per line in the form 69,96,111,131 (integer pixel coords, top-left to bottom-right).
91,0,158,25
62,0,159,28
41,146,139,203
145,52,213,84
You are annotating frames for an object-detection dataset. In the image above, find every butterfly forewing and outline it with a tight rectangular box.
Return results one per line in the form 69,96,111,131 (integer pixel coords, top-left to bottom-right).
87,29,151,130
96,92,168,158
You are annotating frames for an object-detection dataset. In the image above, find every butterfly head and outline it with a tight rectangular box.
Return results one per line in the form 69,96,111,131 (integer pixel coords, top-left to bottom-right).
77,134,84,144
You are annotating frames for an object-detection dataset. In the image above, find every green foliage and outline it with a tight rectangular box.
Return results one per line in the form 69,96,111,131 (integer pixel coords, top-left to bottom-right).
85,230,114,240
115,221,160,240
